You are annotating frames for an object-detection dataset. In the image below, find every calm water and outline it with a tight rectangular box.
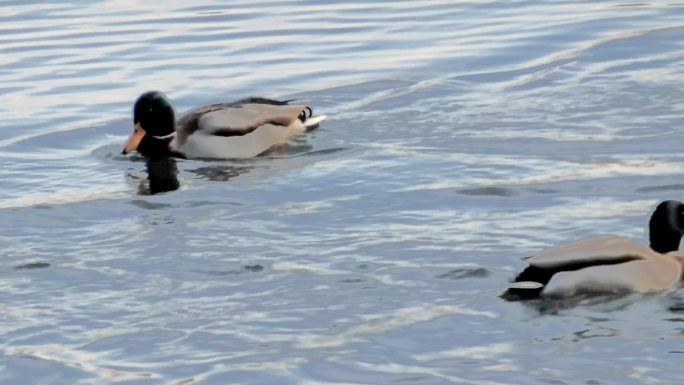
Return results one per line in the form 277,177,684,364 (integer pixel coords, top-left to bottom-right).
1,1,684,384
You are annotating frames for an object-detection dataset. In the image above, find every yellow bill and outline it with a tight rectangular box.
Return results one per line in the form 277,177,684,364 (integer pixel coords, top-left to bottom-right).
122,123,145,155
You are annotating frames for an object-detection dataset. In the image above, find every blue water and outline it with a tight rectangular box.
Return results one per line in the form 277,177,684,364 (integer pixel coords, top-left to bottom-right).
1,1,684,384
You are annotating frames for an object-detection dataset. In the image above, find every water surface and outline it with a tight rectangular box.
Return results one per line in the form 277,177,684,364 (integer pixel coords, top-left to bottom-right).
1,1,684,384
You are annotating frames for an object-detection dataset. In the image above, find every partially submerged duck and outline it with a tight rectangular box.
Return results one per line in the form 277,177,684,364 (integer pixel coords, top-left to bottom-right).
122,91,326,159
503,200,684,300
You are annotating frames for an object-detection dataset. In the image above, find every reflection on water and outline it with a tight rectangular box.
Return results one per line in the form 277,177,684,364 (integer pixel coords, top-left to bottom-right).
437,267,490,280
142,157,180,195
513,292,645,315
193,264,264,276
188,163,253,182
2,0,684,384
14,262,51,270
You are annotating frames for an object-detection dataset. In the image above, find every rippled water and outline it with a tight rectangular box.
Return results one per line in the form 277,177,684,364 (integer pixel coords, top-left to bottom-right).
2,1,684,384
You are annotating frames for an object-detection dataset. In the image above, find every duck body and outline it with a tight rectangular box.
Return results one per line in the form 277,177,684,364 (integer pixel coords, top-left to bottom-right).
122,92,326,160
504,201,684,300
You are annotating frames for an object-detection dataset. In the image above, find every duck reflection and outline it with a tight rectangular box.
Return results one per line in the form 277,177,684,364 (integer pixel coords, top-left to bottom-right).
188,164,253,182
134,157,256,194
132,140,340,193
513,292,640,314
186,146,346,182
139,157,180,195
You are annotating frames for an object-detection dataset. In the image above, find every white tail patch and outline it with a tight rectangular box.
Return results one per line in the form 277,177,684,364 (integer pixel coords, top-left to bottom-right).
507,281,544,290
304,115,326,128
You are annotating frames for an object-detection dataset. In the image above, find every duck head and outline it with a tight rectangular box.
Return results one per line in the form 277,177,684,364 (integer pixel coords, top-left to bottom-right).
122,91,176,156
649,200,684,254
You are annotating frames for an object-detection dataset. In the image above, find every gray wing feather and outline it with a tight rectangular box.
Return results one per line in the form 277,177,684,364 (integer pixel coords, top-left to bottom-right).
175,98,307,144
525,236,650,268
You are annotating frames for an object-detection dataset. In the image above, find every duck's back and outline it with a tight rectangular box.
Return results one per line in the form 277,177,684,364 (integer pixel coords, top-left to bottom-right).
525,235,653,268
173,98,310,159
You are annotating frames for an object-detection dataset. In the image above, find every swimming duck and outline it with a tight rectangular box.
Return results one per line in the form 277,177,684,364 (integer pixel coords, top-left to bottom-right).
503,200,684,299
121,91,326,159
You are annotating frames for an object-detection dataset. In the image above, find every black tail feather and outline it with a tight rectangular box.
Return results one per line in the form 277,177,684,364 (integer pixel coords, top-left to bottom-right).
501,265,552,301
298,106,313,123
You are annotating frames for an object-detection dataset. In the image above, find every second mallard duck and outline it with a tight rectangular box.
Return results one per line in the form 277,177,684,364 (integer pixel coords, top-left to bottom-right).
503,200,684,300
121,91,326,159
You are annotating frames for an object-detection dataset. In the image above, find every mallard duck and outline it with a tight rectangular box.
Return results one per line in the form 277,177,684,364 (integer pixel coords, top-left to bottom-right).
121,91,326,159
503,200,684,299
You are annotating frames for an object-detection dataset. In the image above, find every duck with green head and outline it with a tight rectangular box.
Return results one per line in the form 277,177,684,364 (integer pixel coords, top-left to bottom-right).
122,91,326,159
503,200,684,300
